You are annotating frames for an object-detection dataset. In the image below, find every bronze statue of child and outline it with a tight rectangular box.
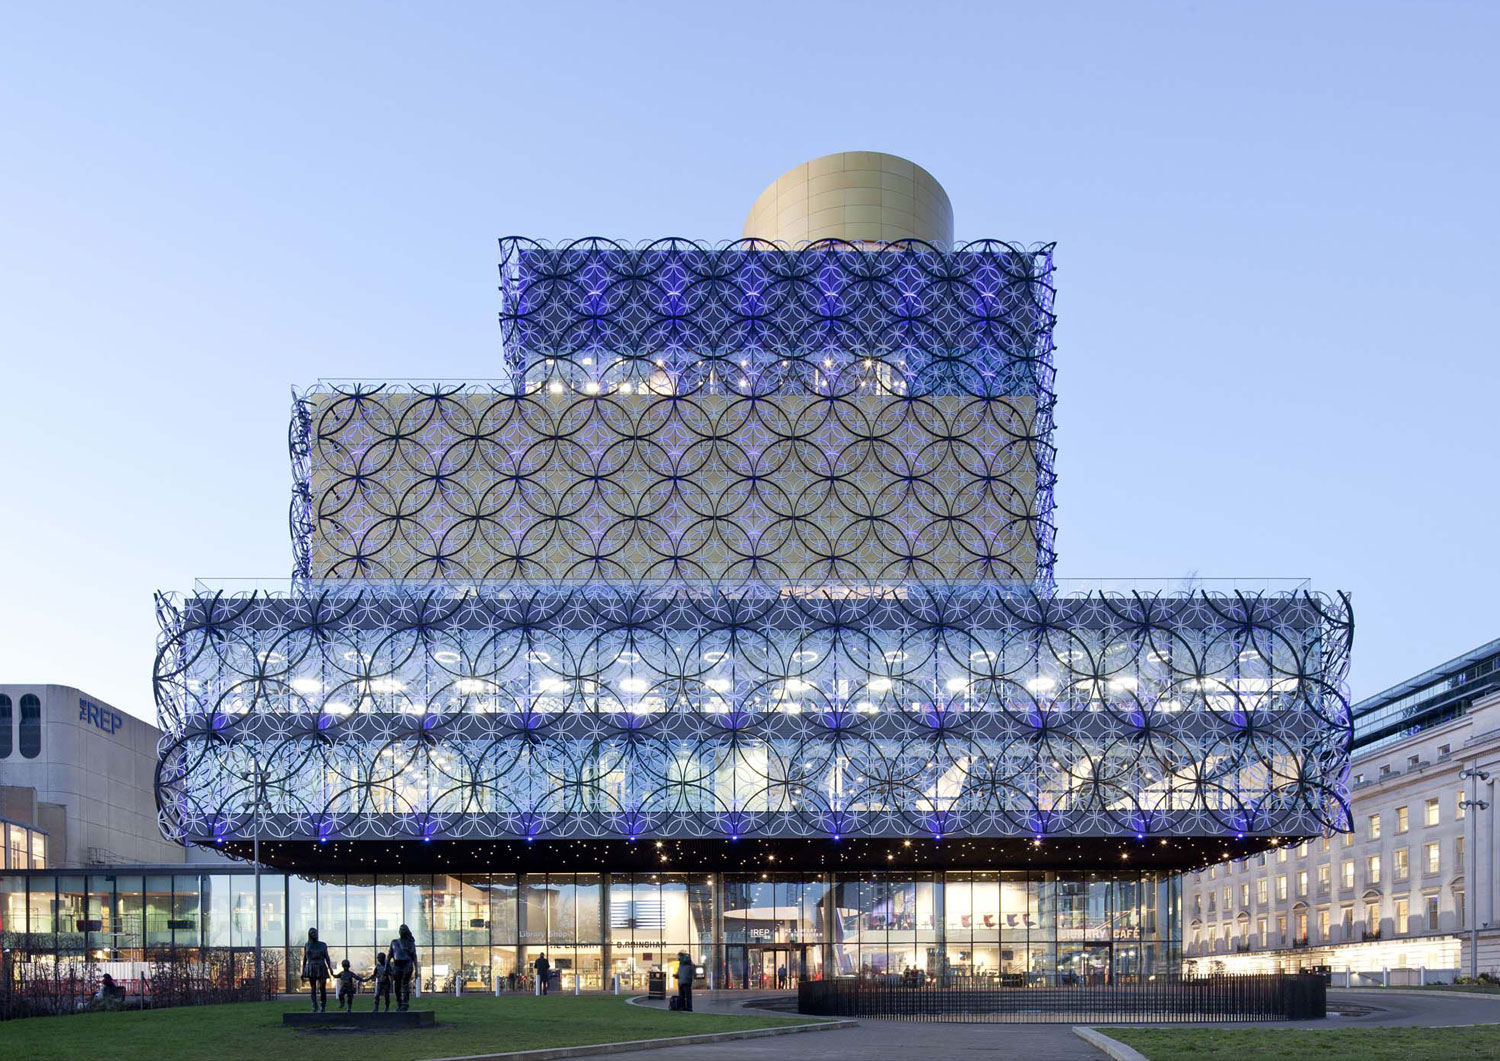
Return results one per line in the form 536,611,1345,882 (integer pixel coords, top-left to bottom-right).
371,952,394,1011
334,959,368,1012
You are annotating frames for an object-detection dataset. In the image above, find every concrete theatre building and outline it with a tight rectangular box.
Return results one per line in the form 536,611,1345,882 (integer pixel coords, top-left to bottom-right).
2,154,1352,993
0,685,186,868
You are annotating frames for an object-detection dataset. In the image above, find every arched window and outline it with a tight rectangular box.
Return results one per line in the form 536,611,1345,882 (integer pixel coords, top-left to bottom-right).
0,694,11,758
18,693,41,759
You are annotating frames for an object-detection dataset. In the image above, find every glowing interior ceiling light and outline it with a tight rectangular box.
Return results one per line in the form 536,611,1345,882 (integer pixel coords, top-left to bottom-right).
1109,676,1139,692
944,677,970,693
1025,676,1058,693
868,678,893,692
432,650,461,665
290,677,324,694
619,678,648,694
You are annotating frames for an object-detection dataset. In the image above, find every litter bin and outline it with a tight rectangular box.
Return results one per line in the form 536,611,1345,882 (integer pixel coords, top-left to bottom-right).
647,969,667,1000
546,969,562,993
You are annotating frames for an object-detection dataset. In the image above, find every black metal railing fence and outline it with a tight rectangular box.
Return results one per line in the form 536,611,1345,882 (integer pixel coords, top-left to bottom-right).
797,973,1325,1023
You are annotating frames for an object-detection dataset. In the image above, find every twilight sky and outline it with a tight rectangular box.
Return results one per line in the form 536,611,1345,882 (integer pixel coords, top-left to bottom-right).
1,2,1496,722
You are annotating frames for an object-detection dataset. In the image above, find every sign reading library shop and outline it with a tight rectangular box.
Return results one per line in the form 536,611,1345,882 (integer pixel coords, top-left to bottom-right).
79,697,124,736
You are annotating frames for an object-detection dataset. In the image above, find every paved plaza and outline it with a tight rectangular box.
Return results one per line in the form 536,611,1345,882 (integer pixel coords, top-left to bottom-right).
616,988,1500,1060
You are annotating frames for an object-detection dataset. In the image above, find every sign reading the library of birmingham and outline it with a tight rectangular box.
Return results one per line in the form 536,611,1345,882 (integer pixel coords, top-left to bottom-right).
154,239,1352,853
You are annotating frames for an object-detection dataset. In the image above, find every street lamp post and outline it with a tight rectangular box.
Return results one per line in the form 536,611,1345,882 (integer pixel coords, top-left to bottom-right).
252,761,266,992
1460,767,1490,980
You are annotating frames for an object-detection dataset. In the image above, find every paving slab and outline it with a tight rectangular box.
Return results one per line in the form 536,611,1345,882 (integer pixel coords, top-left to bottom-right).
622,992,1104,1059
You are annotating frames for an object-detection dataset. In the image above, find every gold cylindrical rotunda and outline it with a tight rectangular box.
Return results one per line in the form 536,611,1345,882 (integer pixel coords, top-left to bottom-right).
742,151,954,245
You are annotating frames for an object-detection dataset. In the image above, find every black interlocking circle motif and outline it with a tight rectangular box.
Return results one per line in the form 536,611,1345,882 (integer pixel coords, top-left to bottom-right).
293,240,1059,586
155,240,1352,849
154,583,1353,845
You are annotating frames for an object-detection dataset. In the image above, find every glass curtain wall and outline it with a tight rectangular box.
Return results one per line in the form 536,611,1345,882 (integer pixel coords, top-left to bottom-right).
0,869,1178,990
609,873,714,990
723,874,831,988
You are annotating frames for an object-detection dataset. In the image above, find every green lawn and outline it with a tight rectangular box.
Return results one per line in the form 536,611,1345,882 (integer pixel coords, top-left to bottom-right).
1106,1025,1500,1061
1,994,819,1061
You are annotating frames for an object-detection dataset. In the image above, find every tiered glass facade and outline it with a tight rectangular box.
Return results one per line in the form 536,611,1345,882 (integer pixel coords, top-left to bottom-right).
131,234,1350,988
0,868,1176,990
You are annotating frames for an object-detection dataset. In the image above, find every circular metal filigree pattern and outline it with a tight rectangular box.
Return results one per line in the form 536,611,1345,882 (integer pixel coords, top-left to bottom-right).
156,239,1352,852
154,584,1353,845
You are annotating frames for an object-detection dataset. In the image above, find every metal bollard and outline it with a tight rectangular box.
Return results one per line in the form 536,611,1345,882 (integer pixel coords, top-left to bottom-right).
574,973,581,995
612,973,620,995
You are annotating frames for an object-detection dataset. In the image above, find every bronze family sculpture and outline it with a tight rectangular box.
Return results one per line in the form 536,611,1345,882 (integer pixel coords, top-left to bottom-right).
300,923,419,1013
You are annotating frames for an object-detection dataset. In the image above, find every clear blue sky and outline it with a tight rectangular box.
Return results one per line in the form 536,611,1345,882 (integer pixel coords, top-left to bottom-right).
2,2,1496,722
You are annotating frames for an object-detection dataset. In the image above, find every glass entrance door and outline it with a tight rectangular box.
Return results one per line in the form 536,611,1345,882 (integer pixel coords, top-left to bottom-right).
726,945,821,988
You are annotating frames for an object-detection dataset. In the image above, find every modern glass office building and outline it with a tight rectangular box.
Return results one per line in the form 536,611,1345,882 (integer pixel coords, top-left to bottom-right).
1,153,1353,992
1349,636,1500,754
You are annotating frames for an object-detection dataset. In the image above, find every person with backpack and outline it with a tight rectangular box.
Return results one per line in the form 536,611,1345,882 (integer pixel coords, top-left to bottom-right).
533,952,551,994
674,951,694,1012
388,923,419,1011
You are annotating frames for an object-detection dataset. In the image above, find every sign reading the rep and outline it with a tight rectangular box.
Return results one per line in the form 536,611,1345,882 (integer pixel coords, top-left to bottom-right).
79,698,123,735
